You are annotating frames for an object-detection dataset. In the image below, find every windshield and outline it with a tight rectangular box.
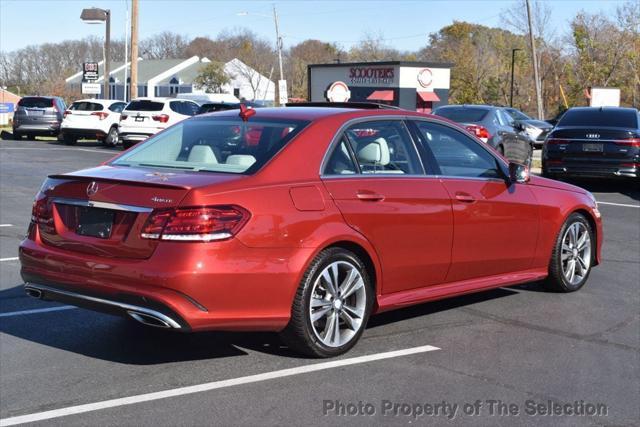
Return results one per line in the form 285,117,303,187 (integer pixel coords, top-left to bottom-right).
434,107,488,123
505,108,531,120
558,109,638,128
112,117,310,174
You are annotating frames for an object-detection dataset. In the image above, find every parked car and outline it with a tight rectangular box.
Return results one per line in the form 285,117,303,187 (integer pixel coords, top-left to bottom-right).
542,106,640,180
60,99,127,146
545,109,567,127
118,98,199,149
12,96,66,140
20,105,602,357
504,107,553,149
432,105,533,165
197,101,263,115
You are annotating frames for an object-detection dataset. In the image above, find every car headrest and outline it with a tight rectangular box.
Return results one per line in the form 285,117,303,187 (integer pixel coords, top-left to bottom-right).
226,154,256,167
357,137,390,166
187,145,218,163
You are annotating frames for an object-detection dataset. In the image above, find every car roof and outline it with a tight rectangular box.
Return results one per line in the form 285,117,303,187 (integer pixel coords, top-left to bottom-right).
72,99,122,105
566,106,638,113
436,104,497,111
195,106,436,121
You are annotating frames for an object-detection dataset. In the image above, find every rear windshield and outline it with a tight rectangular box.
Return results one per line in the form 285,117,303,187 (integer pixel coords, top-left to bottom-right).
558,109,638,128
505,108,531,121
69,101,103,111
18,97,53,108
112,117,310,174
125,100,164,112
434,107,489,123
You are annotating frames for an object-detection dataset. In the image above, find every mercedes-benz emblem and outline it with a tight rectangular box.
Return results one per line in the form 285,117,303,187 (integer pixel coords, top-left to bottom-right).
86,181,99,196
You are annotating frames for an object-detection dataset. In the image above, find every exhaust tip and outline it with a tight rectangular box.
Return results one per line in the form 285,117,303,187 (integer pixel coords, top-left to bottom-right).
25,287,43,299
127,310,172,328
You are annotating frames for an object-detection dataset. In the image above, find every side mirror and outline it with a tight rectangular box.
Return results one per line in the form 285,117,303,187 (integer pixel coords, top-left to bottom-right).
509,162,530,184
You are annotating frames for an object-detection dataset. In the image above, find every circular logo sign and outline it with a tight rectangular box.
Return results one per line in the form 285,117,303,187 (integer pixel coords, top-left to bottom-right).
325,81,351,103
86,181,99,196
417,68,433,88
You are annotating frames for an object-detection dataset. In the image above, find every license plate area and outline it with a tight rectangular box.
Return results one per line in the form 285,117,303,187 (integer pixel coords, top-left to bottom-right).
135,116,145,122
76,208,114,239
583,143,603,152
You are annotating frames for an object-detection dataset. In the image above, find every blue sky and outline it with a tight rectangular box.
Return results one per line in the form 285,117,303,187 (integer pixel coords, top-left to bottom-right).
0,0,628,53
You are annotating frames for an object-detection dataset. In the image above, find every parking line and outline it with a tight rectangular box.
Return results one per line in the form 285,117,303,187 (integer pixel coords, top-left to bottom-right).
0,147,114,154
0,345,440,426
0,306,77,318
597,201,639,208
0,257,19,262
0,224,13,227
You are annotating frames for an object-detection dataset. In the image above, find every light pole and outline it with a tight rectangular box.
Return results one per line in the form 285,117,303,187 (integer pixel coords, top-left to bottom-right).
81,8,111,100
238,6,285,105
510,48,521,107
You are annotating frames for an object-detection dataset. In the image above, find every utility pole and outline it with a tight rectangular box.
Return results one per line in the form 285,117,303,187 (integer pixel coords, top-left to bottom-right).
526,0,544,119
273,4,285,105
510,48,521,107
129,0,139,101
104,10,111,100
124,5,129,101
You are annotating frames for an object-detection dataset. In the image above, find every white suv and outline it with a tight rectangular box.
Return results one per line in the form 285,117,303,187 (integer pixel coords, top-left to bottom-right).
60,99,127,146
119,98,200,149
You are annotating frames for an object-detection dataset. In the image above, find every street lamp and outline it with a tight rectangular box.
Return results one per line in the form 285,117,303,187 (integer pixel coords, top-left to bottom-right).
510,48,522,108
81,7,111,100
237,6,285,105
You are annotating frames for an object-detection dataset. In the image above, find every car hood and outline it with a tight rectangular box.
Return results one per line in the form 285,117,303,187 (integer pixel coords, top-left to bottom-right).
528,175,588,195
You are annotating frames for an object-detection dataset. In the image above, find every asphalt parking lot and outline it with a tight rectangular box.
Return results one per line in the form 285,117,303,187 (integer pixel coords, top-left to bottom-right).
0,139,638,426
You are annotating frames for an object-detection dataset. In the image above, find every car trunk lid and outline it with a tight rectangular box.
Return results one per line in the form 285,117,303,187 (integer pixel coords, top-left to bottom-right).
546,127,639,161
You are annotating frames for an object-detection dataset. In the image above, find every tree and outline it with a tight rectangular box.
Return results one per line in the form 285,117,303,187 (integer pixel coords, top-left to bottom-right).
194,62,230,93
285,39,342,99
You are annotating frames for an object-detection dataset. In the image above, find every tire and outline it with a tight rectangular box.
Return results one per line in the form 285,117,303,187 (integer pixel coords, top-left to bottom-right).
12,132,23,140
280,247,373,358
122,140,133,150
542,213,594,292
63,135,77,146
104,126,119,147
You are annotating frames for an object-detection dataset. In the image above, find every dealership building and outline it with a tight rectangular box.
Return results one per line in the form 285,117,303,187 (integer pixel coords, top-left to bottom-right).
308,61,452,112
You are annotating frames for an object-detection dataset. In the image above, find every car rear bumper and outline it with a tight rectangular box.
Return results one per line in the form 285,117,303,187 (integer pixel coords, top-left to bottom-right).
19,235,311,332
60,127,108,139
13,122,60,136
119,132,153,143
543,163,639,178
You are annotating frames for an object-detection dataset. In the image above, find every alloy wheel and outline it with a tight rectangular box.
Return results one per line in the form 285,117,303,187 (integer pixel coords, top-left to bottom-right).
309,260,366,348
560,222,592,286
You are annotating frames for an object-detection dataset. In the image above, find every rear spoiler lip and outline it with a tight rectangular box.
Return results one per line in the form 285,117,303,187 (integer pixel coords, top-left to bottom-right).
46,174,192,191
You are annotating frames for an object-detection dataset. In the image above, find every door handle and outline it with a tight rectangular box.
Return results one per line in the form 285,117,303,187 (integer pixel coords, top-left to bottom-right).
455,192,476,203
356,191,385,202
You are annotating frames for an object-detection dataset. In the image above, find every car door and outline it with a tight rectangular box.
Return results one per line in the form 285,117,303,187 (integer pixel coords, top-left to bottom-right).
321,119,453,294
411,119,539,283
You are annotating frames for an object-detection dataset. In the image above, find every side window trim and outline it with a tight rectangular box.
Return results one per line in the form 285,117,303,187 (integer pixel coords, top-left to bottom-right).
341,133,362,174
405,120,440,176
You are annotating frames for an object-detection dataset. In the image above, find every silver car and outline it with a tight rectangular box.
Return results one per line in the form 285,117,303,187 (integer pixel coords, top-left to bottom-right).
12,96,66,140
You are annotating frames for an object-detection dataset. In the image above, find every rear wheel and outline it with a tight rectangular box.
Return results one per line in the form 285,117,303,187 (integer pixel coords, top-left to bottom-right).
12,132,23,140
281,248,373,357
543,213,594,292
63,134,77,146
104,126,119,147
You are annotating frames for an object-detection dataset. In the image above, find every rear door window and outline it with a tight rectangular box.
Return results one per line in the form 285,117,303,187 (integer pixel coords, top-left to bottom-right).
324,138,358,175
108,102,127,113
125,100,164,112
341,120,424,175
169,101,183,115
414,121,502,179
182,101,200,116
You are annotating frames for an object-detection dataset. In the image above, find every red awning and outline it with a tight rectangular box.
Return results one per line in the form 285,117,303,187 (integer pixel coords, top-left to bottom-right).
417,91,440,102
367,90,394,101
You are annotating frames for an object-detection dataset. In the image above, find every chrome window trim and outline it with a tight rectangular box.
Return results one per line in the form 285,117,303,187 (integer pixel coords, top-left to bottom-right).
52,197,153,213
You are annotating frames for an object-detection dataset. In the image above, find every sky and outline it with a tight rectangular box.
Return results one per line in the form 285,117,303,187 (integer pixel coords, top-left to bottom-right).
0,0,629,54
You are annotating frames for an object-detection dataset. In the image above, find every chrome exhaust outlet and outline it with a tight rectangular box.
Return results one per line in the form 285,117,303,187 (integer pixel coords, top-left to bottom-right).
25,287,43,299
127,310,172,328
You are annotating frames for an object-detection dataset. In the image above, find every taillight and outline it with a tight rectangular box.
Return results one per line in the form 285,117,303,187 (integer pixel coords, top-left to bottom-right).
465,124,491,141
91,112,109,120
546,138,569,145
141,206,250,242
120,114,128,121
31,194,54,234
614,138,640,148
63,110,72,118
152,114,169,123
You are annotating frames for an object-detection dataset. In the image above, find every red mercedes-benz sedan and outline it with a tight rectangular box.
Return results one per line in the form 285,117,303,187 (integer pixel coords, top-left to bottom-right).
20,105,603,357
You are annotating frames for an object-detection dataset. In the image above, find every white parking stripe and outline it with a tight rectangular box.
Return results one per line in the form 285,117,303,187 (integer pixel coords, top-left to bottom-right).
0,147,114,154
0,257,19,262
0,224,13,227
597,201,639,208
0,345,440,426
0,306,77,318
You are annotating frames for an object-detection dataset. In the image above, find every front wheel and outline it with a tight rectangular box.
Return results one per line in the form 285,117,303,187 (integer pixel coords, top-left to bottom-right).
63,135,77,146
280,248,373,357
543,213,594,292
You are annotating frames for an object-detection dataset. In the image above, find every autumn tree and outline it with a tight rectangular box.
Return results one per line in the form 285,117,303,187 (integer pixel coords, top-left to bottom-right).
286,39,342,99
194,62,230,93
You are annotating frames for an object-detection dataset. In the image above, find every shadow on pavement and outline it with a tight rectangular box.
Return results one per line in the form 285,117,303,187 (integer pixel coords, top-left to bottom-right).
0,284,521,364
561,178,639,202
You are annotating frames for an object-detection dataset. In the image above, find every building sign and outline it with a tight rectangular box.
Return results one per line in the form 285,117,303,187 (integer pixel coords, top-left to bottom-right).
81,82,101,95
0,103,15,113
349,67,395,85
417,68,433,88
325,81,351,102
83,62,99,81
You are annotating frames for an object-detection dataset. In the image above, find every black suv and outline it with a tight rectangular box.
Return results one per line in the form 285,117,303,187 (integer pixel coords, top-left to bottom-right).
12,96,66,139
542,107,640,180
